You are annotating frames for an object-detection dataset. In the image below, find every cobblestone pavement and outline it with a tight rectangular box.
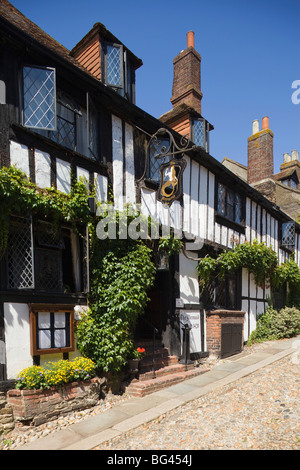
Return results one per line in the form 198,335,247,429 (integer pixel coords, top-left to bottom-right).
1,339,299,450
94,355,300,450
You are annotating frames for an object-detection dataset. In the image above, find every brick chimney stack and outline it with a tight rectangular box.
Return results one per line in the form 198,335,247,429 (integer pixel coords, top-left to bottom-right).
247,117,274,184
170,31,203,114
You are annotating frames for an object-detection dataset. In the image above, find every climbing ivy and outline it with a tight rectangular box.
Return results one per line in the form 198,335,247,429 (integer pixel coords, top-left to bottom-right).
198,239,300,307
0,166,91,258
198,240,278,288
76,230,156,373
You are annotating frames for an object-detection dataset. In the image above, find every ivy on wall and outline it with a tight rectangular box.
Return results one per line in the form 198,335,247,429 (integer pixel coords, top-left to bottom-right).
198,239,300,307
0,166,91,258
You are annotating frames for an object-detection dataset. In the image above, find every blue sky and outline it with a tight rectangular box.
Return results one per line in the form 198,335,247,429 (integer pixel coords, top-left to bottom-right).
11,0,300,174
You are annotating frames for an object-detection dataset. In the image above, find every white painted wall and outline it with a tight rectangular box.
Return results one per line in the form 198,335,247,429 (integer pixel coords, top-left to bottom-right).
4,303,32,379
56,158,71,193
35,149,51,188
10,140,30,176
94,173,108,202
179,251,199,304
124,123,136,205
112,114,123,211
77,166,90,189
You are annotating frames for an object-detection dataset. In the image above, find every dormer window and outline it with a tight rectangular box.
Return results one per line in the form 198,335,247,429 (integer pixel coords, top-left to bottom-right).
103,42,134,101
282,178,298,189
192,118,210,152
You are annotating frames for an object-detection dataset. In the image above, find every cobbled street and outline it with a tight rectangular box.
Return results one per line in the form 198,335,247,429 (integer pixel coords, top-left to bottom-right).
94,354,300,450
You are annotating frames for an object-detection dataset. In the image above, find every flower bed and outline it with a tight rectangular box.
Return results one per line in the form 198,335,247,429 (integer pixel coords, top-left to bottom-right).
7,377,100,426
7,357,100,426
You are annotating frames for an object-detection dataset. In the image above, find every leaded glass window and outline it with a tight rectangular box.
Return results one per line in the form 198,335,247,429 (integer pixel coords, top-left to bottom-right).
7,216,34,289
192,118,209,152
23,66,56,130
217,183,243,224
106,44,122,88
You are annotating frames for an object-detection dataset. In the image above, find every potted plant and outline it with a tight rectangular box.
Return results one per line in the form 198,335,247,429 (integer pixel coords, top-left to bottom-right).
128,347,146,376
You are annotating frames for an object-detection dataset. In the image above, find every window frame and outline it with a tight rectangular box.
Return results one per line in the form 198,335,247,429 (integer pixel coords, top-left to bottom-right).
29,304,75,355
215,181,245,232
22,65,57,131
104,42,124,90
191,118,210,152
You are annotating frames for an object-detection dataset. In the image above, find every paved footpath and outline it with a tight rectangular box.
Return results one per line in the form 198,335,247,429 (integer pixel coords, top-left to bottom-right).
12,336,300,450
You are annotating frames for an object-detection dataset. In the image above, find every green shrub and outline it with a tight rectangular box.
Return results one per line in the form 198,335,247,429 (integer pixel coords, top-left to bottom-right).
248,306,300,345
15,357,96,390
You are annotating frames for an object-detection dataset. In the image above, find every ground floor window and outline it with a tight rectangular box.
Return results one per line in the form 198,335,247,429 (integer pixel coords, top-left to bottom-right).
30,305,74,355
201,270,241,310
5,216,88,294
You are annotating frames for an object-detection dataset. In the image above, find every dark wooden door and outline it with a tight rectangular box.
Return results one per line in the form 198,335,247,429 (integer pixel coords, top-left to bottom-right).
221,323,243,358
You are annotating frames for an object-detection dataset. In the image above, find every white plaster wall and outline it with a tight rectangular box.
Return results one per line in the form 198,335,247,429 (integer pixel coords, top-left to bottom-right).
124,122,136,205
77,167,90,189
179,251,199,304
10,140,30,177
4,303,32,379
112,114,123,211
56,158,71,194
35,149,51,188
94,173,108,202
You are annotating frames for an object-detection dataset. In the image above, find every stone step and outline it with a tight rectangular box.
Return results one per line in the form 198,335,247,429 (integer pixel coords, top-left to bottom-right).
138,362,195,382
125,366,209,398
139,355,179,374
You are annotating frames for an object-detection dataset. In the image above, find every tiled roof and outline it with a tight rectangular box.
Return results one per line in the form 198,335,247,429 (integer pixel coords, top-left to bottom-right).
0,0,89,74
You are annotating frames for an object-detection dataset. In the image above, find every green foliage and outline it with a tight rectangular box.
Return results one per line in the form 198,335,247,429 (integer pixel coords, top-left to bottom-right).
198,240,278,287
158,235,183,256
248,306,300,345
76,228,156,373
0,166,91,258
15,357,96,390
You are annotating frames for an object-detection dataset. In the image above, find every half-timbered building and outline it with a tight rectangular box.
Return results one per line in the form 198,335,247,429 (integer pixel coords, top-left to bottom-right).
0,1,298,384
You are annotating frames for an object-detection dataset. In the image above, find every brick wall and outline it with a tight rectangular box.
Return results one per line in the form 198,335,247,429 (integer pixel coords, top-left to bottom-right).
171,47,202,115
206,310,245,358
7,377,100,427
247,129,274,184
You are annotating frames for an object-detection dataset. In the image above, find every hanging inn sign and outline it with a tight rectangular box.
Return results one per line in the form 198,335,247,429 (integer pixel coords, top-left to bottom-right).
147,128,188,206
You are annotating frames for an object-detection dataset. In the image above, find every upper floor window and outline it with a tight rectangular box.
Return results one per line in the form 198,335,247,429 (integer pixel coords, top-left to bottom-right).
192,118,209,152
22,66,99,159
217,182,243,225
104,43,134,102
23,66,56,130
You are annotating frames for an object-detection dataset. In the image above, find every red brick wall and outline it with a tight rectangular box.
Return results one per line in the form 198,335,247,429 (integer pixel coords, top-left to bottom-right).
247,129,274,184
206,310,245,357
7,378,100,426
171,47,202,115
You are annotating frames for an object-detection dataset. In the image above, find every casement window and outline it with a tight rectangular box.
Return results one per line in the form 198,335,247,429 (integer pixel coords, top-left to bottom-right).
281,221,295,251
192,118,210,152
217,182,243,225
104,43,134,102
22,66,56,130
282,177,298,189
202,270,241,310
22,66,99,159
30,306,74,355
7,216,35,289
6,217,89,294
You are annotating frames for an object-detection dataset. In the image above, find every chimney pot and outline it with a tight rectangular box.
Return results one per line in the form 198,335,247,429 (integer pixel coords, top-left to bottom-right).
187,31,195,48
261,116,269,130
283,153,292,163
291,150,299,161
252,119,259,134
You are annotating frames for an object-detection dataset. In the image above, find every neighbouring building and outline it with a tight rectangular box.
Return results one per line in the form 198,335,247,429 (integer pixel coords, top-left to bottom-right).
0,1,299,388
223,117,300,221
